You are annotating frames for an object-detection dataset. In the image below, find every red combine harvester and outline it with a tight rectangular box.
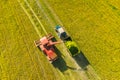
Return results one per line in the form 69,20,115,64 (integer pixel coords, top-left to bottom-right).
34,34,60,63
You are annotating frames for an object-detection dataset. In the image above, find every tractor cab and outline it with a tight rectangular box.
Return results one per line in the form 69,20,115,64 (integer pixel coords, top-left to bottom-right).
55,25,79,56
55,25,71,41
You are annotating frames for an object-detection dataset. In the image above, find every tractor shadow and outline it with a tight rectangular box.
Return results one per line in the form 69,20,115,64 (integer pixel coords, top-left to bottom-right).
73,51,90,70
52,46,77,72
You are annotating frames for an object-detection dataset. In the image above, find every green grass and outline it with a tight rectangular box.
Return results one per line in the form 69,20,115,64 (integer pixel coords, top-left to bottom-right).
0,1,59,80
2,0,119,79
0,0,93,80
47,0,120,79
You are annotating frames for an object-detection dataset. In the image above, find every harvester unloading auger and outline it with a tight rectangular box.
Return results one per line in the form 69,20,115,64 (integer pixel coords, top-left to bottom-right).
34,25,79,63
55,25,79,56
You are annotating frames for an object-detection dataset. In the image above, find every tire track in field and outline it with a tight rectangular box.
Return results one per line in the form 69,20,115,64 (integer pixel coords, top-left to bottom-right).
8,0,46,79
10,7,40,80
19,0,65,79
17,0,42,38
24,0,47,35
27,1,62,80
17,0,58,80
21,0,61,80
16,0,49,80
19,0,49,79
8,1,43,79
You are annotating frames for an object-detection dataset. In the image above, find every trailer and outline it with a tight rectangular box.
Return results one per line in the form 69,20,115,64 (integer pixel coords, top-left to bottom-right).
55,25,79,56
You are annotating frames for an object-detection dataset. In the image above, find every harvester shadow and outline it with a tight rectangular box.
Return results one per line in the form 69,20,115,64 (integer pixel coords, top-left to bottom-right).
73,51,90,71
52,46,77,72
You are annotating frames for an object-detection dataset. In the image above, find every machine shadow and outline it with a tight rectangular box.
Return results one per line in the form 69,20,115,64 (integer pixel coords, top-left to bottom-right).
73,51,90,70
52,46,77,72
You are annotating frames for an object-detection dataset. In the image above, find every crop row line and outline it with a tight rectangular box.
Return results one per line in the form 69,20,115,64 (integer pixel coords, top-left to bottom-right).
24,0,47,35
17,0,57,80
9,2,41,80
23,0,48,76
29,0,60,78
18,0,42,38
10,1,45,79
22,0,60,79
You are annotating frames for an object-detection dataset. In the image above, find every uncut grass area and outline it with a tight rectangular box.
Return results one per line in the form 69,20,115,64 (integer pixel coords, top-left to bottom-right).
47,0,120,79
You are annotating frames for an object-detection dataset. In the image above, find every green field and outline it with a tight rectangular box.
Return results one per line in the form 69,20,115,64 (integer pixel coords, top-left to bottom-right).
0,0,100,80
47,0,120,79
1,0,120,80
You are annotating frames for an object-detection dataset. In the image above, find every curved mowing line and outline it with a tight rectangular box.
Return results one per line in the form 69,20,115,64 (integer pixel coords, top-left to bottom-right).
17,0,42,38
25,0,48,35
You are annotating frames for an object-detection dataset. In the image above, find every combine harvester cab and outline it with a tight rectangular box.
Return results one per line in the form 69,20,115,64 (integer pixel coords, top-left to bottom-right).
55,25,79,56
34,34,58,63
